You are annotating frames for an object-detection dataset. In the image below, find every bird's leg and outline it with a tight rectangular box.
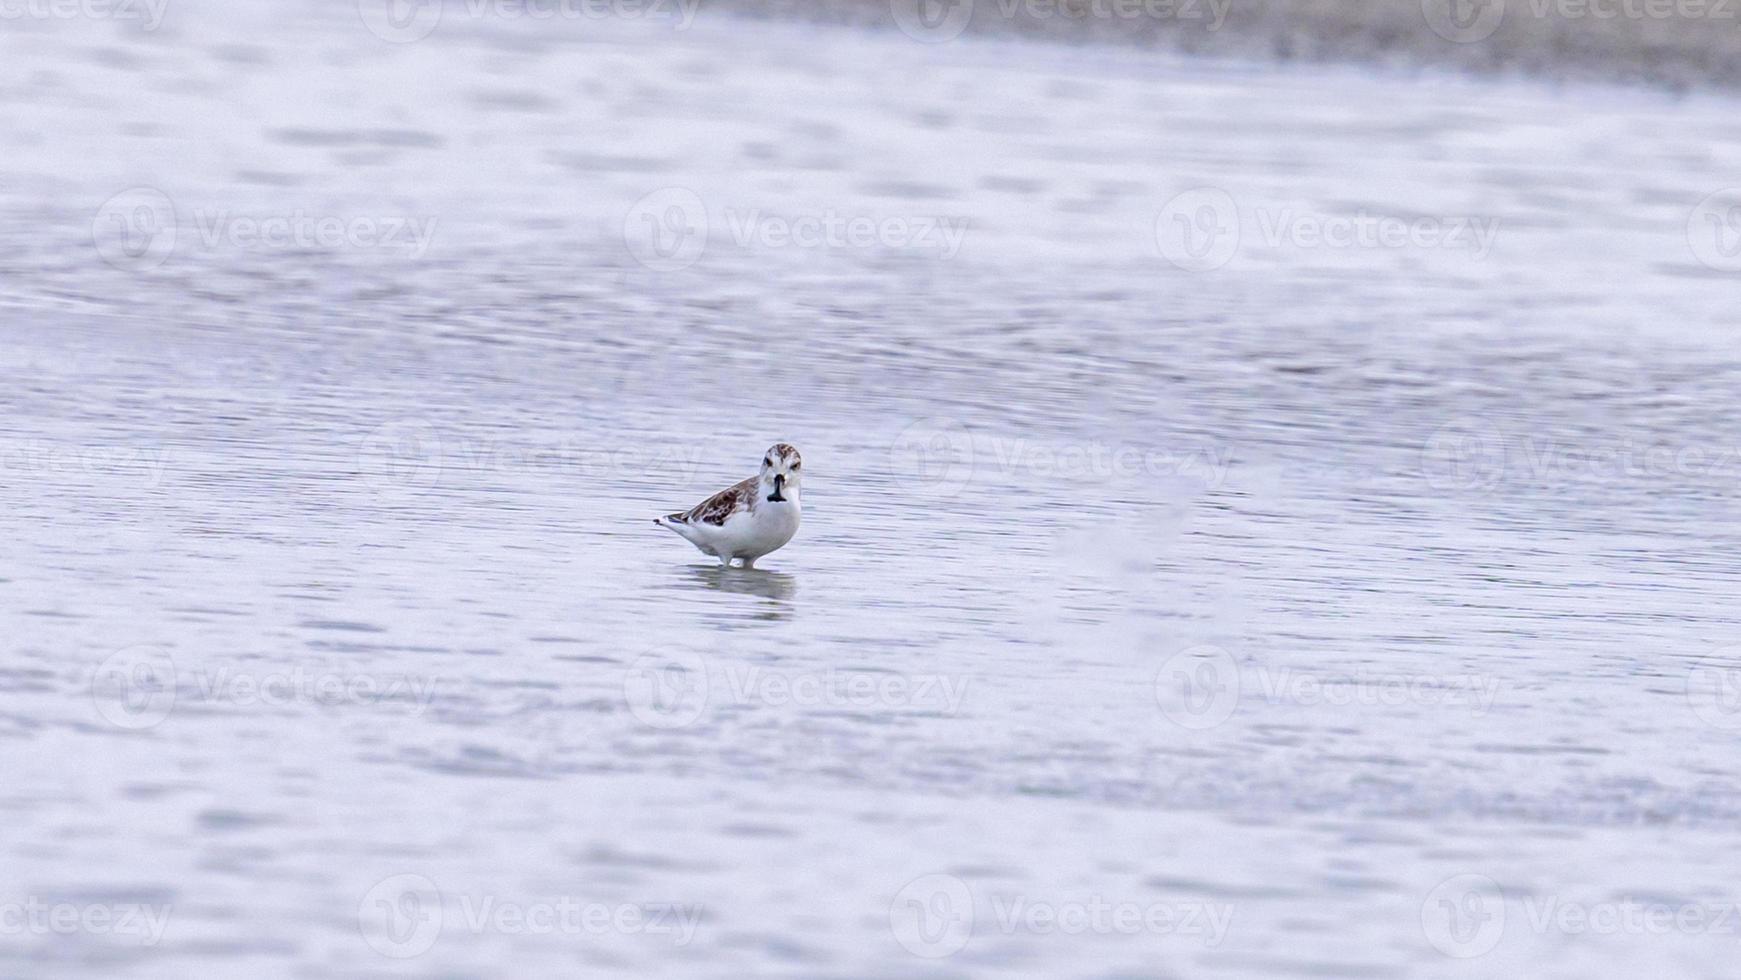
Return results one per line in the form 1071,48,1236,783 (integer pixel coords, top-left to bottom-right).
740,557,756,570
717,553,732,568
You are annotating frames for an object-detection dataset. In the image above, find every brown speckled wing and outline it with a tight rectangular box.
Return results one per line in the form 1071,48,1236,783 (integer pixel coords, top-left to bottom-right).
683,476,756,526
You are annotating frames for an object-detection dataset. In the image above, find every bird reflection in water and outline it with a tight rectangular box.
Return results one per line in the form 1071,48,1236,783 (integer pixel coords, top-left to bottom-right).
688,564,797,605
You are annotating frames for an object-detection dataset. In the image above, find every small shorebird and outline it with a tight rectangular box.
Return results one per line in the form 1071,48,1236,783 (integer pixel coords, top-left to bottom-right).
655,444,802,568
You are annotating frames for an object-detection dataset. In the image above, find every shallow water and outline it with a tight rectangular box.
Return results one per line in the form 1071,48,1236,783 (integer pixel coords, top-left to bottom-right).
6,3,1741,977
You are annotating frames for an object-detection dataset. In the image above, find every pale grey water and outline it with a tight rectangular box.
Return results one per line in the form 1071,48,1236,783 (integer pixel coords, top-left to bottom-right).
6,2,1741,978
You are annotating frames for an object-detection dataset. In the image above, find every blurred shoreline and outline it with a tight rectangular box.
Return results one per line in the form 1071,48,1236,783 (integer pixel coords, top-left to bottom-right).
715,0,1741,92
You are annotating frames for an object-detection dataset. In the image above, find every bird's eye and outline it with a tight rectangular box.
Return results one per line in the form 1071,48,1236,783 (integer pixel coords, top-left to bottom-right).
763,457,772,467
791,461,800,470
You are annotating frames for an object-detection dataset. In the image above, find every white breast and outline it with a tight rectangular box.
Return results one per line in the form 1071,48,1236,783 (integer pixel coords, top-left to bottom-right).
723,499,800,560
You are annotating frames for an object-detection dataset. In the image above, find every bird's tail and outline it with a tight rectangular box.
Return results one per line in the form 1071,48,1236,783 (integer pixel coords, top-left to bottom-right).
653,513,687,532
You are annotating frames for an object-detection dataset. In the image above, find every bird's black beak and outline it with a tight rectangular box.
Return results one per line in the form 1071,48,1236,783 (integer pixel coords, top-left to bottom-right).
768,473,786,502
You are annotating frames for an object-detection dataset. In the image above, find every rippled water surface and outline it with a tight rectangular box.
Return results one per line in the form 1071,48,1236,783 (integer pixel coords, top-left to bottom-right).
6,2,1741,977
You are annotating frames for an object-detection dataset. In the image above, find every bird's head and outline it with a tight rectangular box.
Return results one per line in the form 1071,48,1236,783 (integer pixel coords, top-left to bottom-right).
759,443,802,503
